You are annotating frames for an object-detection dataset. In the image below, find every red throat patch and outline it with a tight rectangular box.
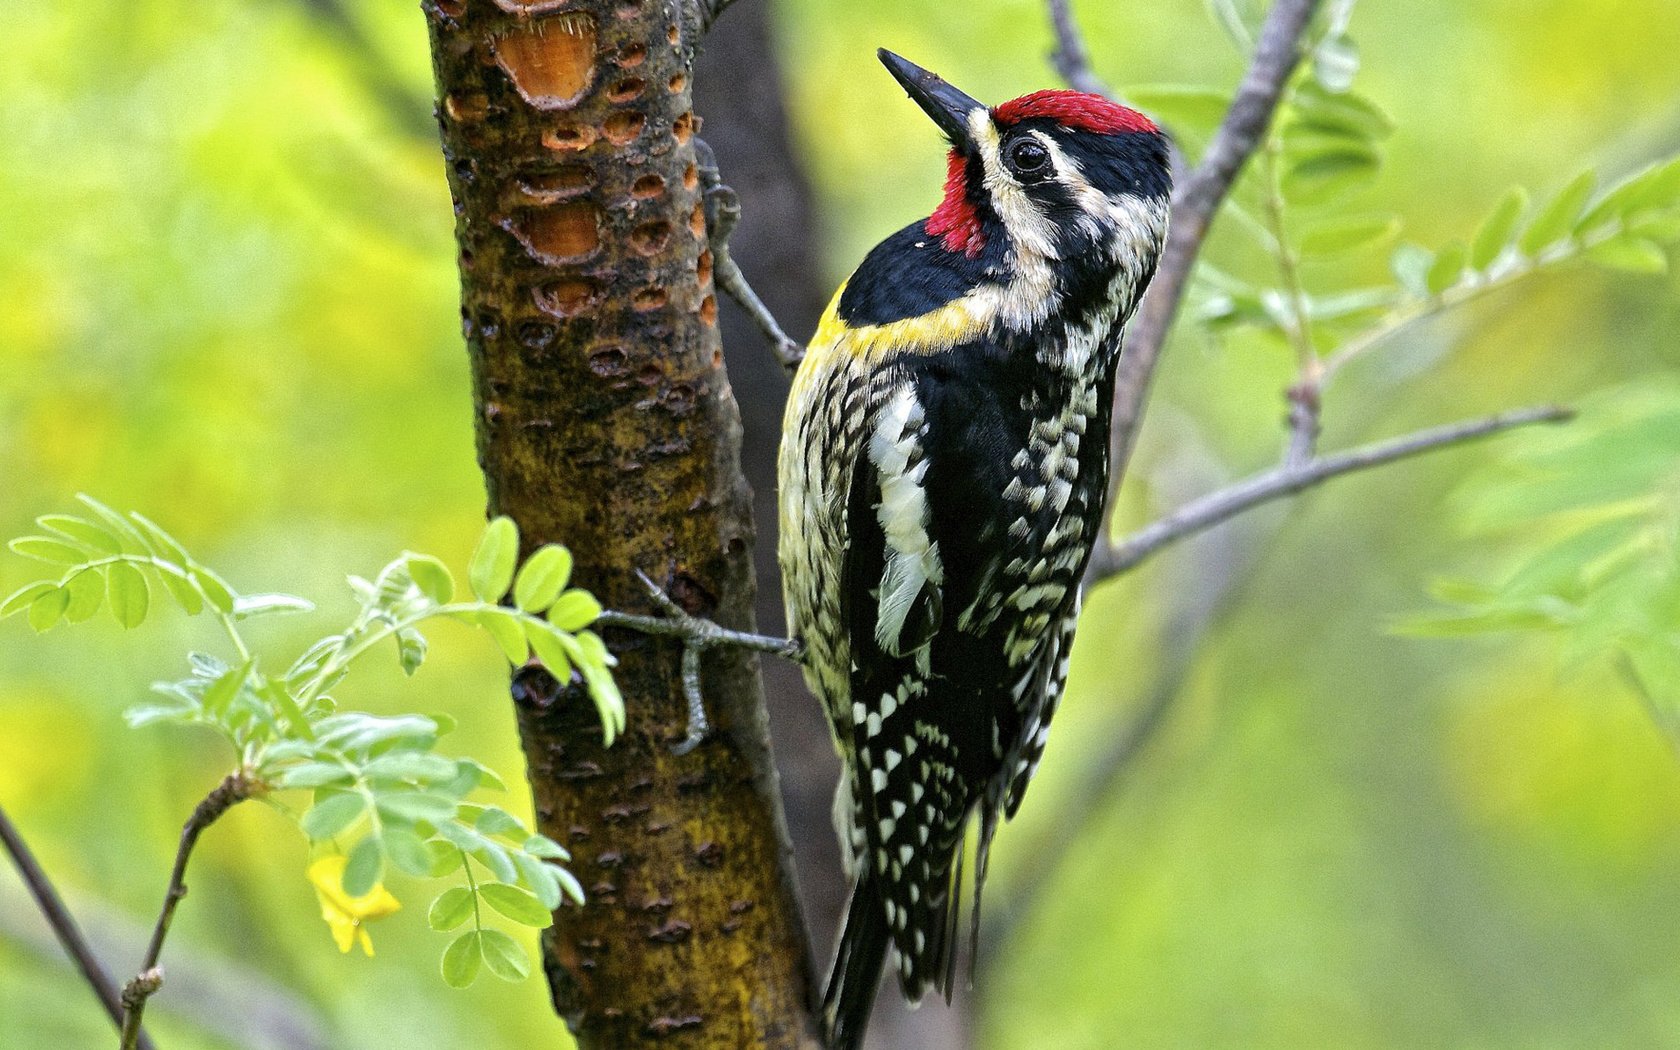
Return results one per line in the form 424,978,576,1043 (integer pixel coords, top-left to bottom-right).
992,90,1157,135
925,149,985,257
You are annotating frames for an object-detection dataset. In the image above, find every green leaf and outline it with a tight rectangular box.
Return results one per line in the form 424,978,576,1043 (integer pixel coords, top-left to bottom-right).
1390,242,1434,299
450,759,508,795
36,515,120,554
477,608,530,665
1122,84,1230,140
375,792,459,825
201,662,251,716
427,841,464,877
106,562,149,629
274,762,356,789
441,931,482,988
1587,237,1668,274
553,865,586,906
154,563,204,615
547,591,602,632
477,929,530,981
479,883,553,928
1298,215,1399,257
9,536,87,565
233,593,315,620
343,836,385,897
515,854,563,910
28,588,69,632
475,842,520,885
365,752,459,784
192,566,236,614
1426,242,1467,295
74,495,149,554
1578,159,1680,233
1,582,56,619
1282,147,1379,204
62,570,106,624
385,827,434,877
1205,0,1253,50
469,517,519,602
1312,34,1359,93
125,697,197,729
1470,188,1527,271
513,546,572,613
1289,83,1394,141
523,834,569,861
1622,155,1680,215
302,793,367,841
396,628,428,676
475,806,526,837
129,513,189,564
406,553,455,605
1519,170,1595,255
429,887,476,932
1628,212,1680,240
526,623,573,683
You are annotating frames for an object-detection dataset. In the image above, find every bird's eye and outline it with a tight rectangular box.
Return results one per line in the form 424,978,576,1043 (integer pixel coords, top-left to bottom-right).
1008,139,1050,177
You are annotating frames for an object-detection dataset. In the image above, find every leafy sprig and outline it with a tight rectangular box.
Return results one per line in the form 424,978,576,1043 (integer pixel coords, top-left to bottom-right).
1401,384,1680,741
3,502,621,986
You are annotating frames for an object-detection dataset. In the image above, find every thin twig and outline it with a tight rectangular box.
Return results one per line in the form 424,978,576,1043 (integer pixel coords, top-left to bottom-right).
697,0,742,33
1103,0,1325,517
0,803,156,1050
695,137,806,371
1088,405,1573,581
121,771,254,1050
1046,0,1111,97
1042,0,1189,183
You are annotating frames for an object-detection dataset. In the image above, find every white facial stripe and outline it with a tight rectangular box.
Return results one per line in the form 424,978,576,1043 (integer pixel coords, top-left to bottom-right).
966,113,1059,330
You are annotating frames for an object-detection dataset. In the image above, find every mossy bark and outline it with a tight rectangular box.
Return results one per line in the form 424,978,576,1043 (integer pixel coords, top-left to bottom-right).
424,2,820,1046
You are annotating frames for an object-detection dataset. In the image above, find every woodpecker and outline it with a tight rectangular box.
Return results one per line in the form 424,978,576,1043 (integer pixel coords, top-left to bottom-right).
777,50,1171,1048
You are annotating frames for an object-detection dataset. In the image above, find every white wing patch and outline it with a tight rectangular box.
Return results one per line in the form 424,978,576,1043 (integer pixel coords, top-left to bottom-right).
868,386,943,656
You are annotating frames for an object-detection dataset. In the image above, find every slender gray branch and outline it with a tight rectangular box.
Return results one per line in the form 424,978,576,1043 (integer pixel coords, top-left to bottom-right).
1042,0,1189,183
1104,0,1325,513
1046,0,1111,96
695,137,806,371
1089,405,1573,582
0,802,156,1050
121,772,253,1050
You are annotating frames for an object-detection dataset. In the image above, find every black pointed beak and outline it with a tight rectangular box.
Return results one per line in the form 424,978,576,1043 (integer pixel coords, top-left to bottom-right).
878,49,985,153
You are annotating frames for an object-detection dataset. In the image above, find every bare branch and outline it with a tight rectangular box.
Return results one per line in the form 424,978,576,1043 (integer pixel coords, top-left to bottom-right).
121,772,253,1050
1046,0,1111,97
696,138,806,371
1104,0,1325,511
1088,405,1573,582
1042,0,1189,183
698,0,743,33
0,802,156,1050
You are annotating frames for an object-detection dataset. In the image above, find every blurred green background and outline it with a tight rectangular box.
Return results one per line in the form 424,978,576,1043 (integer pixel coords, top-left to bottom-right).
2,1,1678,1048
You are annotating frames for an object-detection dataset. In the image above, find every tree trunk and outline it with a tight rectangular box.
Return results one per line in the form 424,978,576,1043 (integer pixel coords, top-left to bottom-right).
424,2,820,1046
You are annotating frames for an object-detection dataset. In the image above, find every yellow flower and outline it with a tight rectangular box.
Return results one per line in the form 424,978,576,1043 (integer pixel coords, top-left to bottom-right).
308,855,402,957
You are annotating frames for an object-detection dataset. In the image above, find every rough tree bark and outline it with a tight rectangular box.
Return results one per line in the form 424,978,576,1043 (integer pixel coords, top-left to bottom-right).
424,2,820,1046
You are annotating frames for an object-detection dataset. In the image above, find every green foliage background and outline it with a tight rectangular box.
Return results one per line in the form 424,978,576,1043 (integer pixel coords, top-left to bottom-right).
2,0,1678,1047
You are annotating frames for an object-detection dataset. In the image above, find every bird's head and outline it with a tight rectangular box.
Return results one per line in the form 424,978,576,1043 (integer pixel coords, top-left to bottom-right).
879,49,1170,279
